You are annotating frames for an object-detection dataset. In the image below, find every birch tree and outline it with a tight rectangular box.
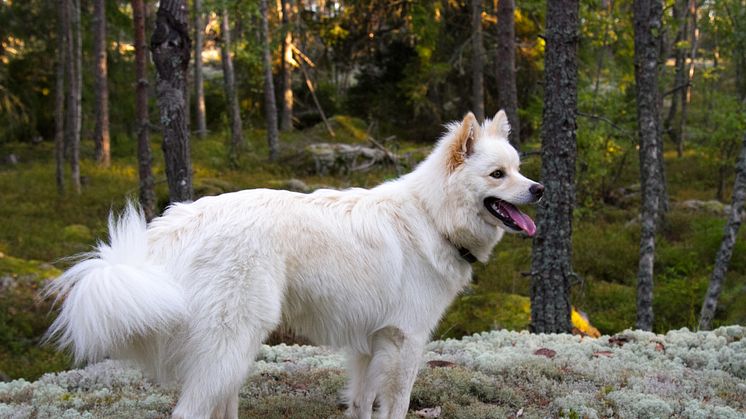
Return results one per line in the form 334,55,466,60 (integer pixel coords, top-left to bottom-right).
699,132,746,330
633,0,664,331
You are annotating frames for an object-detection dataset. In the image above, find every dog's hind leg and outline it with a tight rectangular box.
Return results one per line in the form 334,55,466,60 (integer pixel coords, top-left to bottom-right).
171,267,283,419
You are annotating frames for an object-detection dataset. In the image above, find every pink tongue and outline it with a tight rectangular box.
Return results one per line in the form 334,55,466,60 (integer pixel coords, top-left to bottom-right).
503,203,537,237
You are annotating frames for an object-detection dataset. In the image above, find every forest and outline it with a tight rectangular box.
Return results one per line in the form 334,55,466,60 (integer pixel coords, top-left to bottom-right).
0,0,745,415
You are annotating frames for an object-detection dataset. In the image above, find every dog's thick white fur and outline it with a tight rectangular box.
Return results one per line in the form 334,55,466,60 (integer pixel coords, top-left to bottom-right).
46,110,542,419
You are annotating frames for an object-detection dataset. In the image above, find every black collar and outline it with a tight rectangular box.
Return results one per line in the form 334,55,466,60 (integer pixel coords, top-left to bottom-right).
458,247,478,264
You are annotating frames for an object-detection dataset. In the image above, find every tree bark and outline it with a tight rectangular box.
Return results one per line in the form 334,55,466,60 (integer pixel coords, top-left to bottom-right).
132,0,156,220
193,0,207,138
280,0,294,131
677,0,698,157
93,0,111,167
151,0,194,203
664,0,686,151
260,0,279,161
699,132,746,330
55,0,67,195
530,0,579,334
496,0,520,148
470,0,485,122
219,2,245,160
633,0,664,331
65,0,82,194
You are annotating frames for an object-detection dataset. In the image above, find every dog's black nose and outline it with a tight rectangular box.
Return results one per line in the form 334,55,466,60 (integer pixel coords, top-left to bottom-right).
530,183,544,199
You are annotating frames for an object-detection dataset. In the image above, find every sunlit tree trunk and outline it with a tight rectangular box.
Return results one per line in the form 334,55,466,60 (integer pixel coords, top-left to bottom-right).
55,0,67,195
220,2,245,160
194,0,207,138
151,0,194,203
699,132,746,330
496,0,519,148
132,0,156,220
470,0,484,122
280,0,294,131
260,0,279,161
530,0,579,334
633,0,664,331
93,0,111,167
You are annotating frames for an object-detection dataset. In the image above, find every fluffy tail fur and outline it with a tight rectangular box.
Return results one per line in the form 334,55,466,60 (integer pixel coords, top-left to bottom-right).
45,203,187,364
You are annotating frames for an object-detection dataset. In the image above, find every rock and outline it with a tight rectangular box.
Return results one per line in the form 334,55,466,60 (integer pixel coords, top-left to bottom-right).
678,199,730,217
305,143,389,175
4,154,18,165
606,184,640,208
284,179,310,193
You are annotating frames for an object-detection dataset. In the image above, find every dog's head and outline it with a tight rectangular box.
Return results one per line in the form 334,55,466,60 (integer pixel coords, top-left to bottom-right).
444,110,543,237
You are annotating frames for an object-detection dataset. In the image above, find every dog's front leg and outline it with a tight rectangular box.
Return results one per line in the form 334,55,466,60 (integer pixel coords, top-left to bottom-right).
344,351,373,419
374,331,425,419
350,328,426,419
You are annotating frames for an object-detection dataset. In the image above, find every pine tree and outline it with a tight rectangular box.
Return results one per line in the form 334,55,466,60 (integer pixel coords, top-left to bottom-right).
530,0,580,334
151,0,194,203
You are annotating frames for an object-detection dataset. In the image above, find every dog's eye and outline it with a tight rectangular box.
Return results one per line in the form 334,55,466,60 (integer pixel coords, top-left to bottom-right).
490,170,504,179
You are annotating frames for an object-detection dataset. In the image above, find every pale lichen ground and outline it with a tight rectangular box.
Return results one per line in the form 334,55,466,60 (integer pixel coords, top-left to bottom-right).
1,326,745,419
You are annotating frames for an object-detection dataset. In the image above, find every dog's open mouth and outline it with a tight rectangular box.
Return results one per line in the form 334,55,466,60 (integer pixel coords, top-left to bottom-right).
484,197,537,237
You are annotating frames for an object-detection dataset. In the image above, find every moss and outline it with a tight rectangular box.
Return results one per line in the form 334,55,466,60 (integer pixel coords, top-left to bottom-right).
436,291,531,339
0,255,69,380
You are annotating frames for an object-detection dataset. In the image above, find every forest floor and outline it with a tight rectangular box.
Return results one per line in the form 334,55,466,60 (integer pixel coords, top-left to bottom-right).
1,326,745,418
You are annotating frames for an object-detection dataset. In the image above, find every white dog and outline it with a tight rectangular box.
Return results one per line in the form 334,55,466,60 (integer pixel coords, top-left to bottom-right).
46,110,543,419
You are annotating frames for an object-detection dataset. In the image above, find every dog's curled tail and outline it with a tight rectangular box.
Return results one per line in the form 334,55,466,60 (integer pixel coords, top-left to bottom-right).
45,202,187,364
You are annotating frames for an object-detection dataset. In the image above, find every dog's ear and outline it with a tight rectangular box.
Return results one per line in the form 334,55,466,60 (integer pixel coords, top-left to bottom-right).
484,110,511,139
447,112,479,172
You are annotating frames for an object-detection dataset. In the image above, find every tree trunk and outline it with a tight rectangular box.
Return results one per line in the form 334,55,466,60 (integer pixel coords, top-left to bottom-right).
132,0,156,220
193,0,207,138
260,0,279,161
65,0,82,194
55,0,67,195
151,0,194,203
633,0,663,331
220,3,245,160
496,0,519,148
470,0,484,122
663,0,686,151
677,0,698,157
93,0,111,167
699,132,746,330
280,0,294,131
530,0,579,334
